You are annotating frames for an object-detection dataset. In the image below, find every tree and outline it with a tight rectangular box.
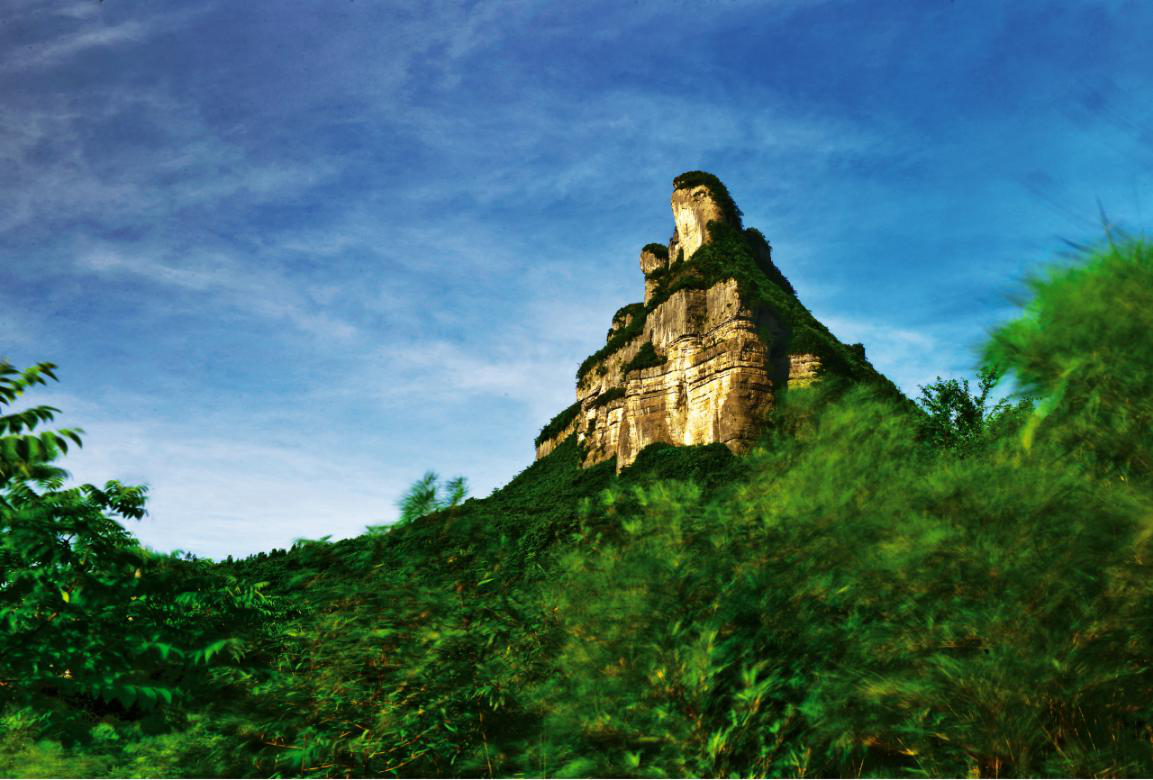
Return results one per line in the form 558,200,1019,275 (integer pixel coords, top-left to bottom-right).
392,471,469,527
915,366,1025,453
0,361,262,741
0,361,82,485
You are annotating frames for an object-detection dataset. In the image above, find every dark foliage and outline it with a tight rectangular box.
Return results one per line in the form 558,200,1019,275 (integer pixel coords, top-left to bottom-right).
606,302,646,341
577,305,646,382
611,301,645,325
589,386,626,408
641,243,669,259
622,341,666,373
744,227,796,295
623,441,744,492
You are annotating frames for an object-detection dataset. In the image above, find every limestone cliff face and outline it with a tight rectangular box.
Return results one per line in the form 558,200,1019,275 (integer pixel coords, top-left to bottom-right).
534,172,872,471
577,279,786,468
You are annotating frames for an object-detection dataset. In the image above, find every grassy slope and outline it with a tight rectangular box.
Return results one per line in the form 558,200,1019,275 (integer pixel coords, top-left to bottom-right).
239,435,745,595
211,436,750,776
220,241,1153,779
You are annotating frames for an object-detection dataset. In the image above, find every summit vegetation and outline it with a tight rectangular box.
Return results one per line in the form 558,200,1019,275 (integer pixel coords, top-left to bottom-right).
2,238,1153,777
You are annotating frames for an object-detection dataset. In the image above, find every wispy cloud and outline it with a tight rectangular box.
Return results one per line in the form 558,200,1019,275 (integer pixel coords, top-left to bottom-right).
0,86,340,237
75,247,359,341
1,4,208,72
389,84,899,212
369,338,574,413
5,19,149,70
821,314,984,395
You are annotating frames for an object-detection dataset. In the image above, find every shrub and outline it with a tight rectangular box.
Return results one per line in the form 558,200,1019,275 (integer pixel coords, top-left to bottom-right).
622,341,666,373
606,302,646,341
985,238,1153,484
744,226,796,295
589,387,625,409
382,471,470,528
577,310,645,383
916,366,1030,454
0,362,264,746
641,243,669,259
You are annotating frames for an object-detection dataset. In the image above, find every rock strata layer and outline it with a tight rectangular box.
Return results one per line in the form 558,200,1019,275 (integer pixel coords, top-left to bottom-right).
576,279,786,468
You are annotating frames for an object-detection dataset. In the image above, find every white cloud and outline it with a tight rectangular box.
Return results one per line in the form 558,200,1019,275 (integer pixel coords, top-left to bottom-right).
1,0,102,21
0,97,338,237
352,337,574,421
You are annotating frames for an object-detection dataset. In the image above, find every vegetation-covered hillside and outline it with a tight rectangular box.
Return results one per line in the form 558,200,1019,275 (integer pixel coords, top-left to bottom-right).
3,239,1153,777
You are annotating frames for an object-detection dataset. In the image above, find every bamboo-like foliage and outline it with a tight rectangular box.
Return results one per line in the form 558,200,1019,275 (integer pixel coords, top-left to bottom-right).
4,240,1153,777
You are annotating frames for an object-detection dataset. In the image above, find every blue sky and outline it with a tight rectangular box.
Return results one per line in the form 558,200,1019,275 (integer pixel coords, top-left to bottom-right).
3,0,1151,558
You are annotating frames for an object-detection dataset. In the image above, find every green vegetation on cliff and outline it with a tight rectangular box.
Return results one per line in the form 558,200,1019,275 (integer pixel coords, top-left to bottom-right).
4,239,1153,777
744,226,796,295
652,219,883,383
605,302,646,341
533,400,581,447
621,340,667,373
641,242,669,261
588,386,626,408
578,306,646,382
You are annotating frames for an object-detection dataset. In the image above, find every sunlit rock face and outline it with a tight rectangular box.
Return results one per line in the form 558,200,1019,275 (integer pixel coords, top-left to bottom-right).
574,279,787,469
670,184,727,259
533,174,857,471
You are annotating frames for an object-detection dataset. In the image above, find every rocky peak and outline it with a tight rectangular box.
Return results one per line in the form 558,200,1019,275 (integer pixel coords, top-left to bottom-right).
535,171,887,470
670,185,726,259
639,244,669,305
667,171,742,261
